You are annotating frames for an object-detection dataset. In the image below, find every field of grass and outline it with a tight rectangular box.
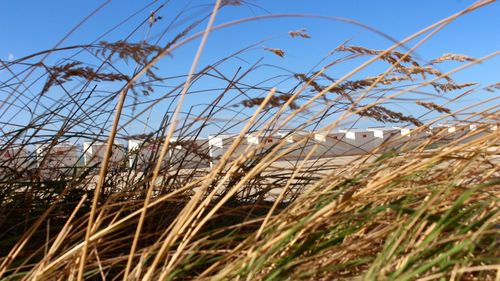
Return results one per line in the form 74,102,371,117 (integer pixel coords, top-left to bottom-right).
0,0,498,280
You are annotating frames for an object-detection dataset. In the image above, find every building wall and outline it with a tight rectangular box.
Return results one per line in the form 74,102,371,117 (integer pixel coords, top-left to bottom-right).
128,139,169,169
395,127,431,148
313,132,356,157
275,132,311,160
208,135,250,166
36,143,78,176
368,128,406,150
83,142,126,169
340,130,376,154
245,133,307,160
169,138,211,169
0,146,30,173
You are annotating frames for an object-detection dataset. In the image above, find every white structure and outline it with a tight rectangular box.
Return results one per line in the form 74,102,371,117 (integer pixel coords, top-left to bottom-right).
128,138,168,169
312,131,355,156
275,131,310,160
169,137,211,169
460,123,497,143
433,124,471,141
208,134,250,166
393,126,431,146
470,123,498,131
469,123,498,133
0,146,30,174
245,132,306,160
339,129,376,154
438,123,498,142
449,124,471,139
36,142,78,176
397,127,426,138
128,136,210,170
83,142,126,170
367,127,404,149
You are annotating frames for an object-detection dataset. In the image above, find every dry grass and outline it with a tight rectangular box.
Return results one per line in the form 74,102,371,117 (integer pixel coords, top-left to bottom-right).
0,1,499,280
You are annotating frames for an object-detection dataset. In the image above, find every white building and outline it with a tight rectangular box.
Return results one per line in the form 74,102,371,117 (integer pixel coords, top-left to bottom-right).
433,124,471,141
469,123,498,133
313,131,355,157
367,127,404,150
0,146,30,174
169,137,211,169
128,138,168,170
245,131,308,160
440,123,498,142
208,134,250,166
460,123,498,143
275,131,310,160
83,142,126,170
339,129,376,154
36,142,79,176
393,126,431,146
128,136,210,170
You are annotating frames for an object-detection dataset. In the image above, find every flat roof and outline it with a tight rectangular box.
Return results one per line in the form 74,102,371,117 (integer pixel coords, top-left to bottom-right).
367,127,400,132
339,128,374,133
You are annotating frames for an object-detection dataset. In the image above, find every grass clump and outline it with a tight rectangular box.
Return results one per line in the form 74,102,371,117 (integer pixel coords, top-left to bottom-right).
0,0,498,280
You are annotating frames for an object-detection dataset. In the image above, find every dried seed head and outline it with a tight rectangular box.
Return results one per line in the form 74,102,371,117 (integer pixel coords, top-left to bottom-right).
431,82,476,93
483,82,500,92
288,29,311,39
241,94,298,110
357,105,423,126
336,45,420,69
42,61,130,94
416,101,452,114
264,48,285,58
430,53,476,64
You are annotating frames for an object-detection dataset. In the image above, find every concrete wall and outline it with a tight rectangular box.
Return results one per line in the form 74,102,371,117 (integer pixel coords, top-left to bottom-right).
275,131,311,160
128,139,169,169
313,132,357,157
394,127,430,147
169,137,211,169
83,142,126,169
244,132,308,160
36,142,78,176
457,124,497,143
367,127,406,150
339,129,376,154
0,146,30,173
208,134,250,166
14,123,486,175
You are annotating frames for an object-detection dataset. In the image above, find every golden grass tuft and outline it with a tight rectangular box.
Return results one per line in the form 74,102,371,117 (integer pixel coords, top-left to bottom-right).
0,1,498,280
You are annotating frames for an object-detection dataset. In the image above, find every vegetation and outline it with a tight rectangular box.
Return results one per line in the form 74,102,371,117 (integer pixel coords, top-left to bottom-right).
0,0,498,280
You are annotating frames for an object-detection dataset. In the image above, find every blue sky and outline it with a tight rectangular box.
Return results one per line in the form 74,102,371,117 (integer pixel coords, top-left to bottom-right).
2,1,498,61
0,0,498,136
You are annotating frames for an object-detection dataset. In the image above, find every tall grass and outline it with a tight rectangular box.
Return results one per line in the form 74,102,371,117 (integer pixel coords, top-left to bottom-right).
0,0,498,280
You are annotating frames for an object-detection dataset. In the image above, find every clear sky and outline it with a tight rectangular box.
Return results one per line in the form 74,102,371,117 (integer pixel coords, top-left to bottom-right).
1,1,499,59
1,0,498,137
